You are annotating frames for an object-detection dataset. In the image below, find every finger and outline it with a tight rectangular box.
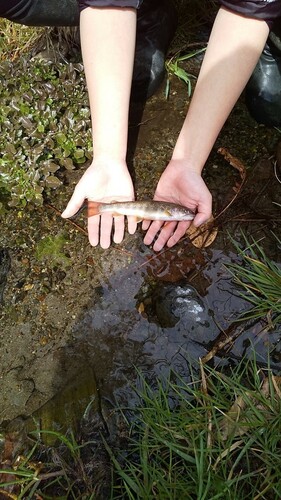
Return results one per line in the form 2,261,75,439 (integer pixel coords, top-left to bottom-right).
167,221,191,248
127,216,138,235
142,219,151,231
143,220,164,246
113,216,125,244
152,221,177,252
61,187,85,218
100,213,113,249
88,214,101,247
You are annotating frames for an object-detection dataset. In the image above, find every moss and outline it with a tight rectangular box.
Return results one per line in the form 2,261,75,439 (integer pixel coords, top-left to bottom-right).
35,233,70,267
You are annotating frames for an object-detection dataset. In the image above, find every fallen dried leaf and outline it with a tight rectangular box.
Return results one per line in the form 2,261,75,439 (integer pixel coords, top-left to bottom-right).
138,302,145,314
217,147,247,183
186,215,218,248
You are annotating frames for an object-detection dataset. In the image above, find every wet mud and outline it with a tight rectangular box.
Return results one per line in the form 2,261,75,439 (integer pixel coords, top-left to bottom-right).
0,67,280,436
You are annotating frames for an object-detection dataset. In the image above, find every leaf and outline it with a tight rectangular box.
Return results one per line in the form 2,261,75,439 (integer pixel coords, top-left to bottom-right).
217,147,246,183
60,158,74,170
186,215,218,248
45,175,62,188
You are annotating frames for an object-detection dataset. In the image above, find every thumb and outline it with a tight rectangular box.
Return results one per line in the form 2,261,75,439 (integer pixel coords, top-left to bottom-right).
192,203,212,227
61,189,85,219
192,189,212,227
193,213,210,227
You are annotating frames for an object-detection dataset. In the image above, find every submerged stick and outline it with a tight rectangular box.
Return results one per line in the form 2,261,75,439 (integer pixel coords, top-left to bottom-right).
201,321,251,364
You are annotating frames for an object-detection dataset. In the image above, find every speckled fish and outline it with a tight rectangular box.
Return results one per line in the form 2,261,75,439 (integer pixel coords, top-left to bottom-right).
72,200,195,221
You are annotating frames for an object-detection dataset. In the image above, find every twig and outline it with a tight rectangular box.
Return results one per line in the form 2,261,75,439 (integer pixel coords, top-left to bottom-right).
199,359,213,449
0,490,18,500
136,245,170,270
37,469,66,480
201,322,247,364
215,147,247,220
273,160,281,184
44,203,88,235
168,41,208,57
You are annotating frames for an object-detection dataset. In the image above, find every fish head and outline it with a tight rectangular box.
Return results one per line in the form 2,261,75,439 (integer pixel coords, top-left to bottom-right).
168,205,196,220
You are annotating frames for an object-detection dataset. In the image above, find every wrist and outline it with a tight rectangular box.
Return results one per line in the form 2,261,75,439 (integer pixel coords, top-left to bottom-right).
92,126,128,163
93,152,127,163
170,153,204,175
90,155,129,173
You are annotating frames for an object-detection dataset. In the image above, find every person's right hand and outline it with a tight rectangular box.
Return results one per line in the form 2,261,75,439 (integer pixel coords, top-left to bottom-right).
142,159,212,251
61,159,137,248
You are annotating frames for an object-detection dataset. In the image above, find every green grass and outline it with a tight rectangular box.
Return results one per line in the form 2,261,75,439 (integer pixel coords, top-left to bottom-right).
0,19,47,61
226,234,281,327
111,361,281,500
1,359,281,499
0,428,97,499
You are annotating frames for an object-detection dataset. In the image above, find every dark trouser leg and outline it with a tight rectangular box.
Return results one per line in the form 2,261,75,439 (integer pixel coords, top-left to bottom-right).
3,0,79,27
245,18,281,127
131,0,178,101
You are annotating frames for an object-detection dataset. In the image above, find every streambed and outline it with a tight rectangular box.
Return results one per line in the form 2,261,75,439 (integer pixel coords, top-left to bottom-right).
0,61,280,438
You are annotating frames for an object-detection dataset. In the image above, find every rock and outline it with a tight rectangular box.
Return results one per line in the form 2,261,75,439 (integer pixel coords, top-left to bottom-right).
152,282,209,329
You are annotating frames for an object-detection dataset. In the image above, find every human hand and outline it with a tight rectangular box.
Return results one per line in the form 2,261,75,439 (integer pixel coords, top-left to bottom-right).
142,159,212,251
61,159,137,248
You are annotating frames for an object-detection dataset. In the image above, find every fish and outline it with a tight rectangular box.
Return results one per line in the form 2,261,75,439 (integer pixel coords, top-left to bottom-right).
71,200,196,222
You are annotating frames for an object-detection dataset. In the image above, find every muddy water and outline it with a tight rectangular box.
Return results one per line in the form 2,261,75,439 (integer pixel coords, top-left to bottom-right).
0,73,280,433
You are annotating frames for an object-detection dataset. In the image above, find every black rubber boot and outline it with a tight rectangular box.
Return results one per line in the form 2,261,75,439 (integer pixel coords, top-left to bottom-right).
131,0,178,101
3,0,79,27
245,19,281,127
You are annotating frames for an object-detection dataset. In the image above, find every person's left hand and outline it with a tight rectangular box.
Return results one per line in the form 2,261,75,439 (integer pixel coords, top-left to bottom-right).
142,159,212,251
61,158,137,248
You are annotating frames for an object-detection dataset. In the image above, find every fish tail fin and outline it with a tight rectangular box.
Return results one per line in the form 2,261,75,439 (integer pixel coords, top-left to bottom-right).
87,201,101,217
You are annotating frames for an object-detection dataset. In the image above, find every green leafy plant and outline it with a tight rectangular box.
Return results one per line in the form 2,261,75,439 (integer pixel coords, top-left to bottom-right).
165,47,206,97
0,57,92,207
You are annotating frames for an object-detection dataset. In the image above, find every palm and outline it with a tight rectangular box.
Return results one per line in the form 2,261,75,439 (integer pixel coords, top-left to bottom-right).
62,159,136,248
143,160,212,251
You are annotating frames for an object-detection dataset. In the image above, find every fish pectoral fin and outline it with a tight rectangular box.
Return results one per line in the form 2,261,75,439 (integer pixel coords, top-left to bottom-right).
125,215,143,223
112,212,123,217
111,213,142,222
